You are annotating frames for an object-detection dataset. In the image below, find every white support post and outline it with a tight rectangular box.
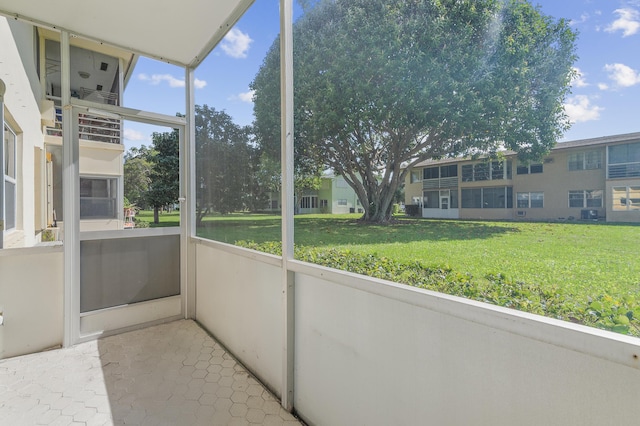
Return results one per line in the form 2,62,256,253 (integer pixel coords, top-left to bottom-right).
0,78,5,248
61,31,80,347
183,66,197,319
39,33,47,102
280,0,295,412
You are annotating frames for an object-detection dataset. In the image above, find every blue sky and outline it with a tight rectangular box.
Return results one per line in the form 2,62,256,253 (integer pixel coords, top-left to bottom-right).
122,0,640,150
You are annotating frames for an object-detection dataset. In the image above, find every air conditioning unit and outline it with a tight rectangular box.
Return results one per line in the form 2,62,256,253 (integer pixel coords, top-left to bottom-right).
516,211,526,217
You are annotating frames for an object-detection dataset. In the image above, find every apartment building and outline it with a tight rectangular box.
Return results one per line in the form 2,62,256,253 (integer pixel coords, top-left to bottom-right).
1,17,133,248
405,132,640,223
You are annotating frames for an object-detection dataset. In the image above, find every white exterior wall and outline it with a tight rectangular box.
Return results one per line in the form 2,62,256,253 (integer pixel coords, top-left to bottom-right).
1,18,44,247
0,246,64,358
331,176,360,214
44,138,125,231
194,240,284,397
78,140,124,231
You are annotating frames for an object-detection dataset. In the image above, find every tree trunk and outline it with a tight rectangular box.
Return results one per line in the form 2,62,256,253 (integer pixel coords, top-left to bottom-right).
153,207,159,224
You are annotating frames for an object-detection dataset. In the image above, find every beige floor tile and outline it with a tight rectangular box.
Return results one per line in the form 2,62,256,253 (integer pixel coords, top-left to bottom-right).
0,320,302,425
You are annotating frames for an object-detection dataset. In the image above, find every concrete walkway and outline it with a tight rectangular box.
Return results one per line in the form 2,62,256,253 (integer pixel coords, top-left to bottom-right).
0,320,302,425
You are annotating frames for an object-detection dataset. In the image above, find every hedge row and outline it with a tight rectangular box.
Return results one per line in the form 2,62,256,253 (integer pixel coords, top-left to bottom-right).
236,241,640,337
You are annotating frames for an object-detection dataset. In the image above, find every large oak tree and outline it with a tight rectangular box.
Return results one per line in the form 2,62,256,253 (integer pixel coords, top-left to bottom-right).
251,0,577,222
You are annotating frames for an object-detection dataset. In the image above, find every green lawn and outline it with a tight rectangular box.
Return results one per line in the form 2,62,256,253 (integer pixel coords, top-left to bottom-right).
137,211,640,299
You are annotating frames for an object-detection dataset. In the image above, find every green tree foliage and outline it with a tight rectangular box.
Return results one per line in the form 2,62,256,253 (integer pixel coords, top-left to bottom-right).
195,105,259,224
147,129,180,223
252,0,577,222
123,145,151,209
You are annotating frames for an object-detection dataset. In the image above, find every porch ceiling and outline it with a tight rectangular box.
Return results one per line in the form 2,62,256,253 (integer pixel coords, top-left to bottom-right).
0,0,254,68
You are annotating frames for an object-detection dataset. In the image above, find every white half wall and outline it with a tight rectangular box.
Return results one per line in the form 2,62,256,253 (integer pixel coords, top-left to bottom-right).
293,268,640,426
0,246,63,358
194,240,283,397
192,241,640,425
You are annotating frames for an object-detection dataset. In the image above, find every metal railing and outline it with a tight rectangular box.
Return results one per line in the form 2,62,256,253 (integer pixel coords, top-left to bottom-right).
423,176,458,189
45,96,122,144
608,162,640,179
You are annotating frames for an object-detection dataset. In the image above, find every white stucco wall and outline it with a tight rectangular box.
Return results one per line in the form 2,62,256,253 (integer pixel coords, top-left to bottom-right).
1,18,44,248
194,240,284,397
292,268,640,426
193,243,640,425
0,246,63,359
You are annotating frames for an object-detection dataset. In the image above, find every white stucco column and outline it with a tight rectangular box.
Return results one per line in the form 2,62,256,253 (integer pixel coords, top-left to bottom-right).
61,31,80,347
0,78,5,248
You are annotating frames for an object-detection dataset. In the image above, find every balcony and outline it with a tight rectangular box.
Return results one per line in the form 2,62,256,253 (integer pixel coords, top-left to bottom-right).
608,162,640,179
1,1,640,425
422,176,458,189
2,238,640,425
46,98,122,145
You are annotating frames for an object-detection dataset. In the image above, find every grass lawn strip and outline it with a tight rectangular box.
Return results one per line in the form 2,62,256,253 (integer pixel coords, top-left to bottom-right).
137,211,640,336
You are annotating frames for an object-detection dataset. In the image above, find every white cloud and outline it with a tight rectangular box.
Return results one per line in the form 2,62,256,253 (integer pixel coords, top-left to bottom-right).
137,73,207,89
604,63,640,87
605,8,640,37
598,82,609,90
564,95,604,123
124,128,146,142
570,13,590,26
571,67,589,88
220,28,253,59
228,89,256,104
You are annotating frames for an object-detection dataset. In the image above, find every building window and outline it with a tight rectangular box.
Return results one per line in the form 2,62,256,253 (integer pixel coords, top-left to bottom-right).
3,124,17,231
423,166,439,180
461,160,510,182
410,169,422,183
461,187,512,209
568,190,603,208
320,199,328,208
517,192,544,208
517,162,543,174
612,186,640,211
474,162,489,181
337,199,347,206
461,188,481,208
568,150,602,171
80,177,118,219
440,165,458,178
491,161,504,180
423,190,439,208
461,164,473,182
608,142,640,178
300,196,318,209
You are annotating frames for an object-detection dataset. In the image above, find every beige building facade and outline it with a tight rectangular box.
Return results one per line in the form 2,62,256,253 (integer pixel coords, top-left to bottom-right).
405,132,640,223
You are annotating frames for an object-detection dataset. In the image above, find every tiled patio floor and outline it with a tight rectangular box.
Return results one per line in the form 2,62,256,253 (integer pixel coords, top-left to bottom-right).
0,320,302,425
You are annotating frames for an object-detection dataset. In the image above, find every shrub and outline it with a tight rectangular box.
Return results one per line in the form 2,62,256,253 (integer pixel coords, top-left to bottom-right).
405,204,420,216
235,241,640,337
133,217,149,228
